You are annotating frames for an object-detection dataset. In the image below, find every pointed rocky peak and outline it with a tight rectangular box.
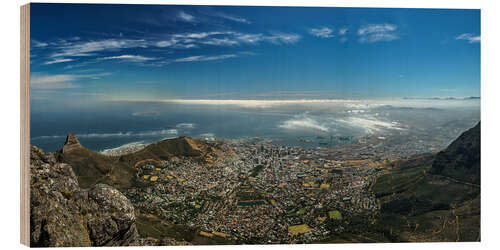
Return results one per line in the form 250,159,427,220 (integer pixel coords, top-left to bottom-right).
65,133,81,146
61,133,84,154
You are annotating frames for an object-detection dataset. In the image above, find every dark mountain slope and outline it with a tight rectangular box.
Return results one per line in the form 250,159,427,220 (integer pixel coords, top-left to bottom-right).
431,122,480,184
371,122,481,242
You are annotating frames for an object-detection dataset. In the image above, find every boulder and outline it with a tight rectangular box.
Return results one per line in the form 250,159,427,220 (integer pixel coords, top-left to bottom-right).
30,146,139,247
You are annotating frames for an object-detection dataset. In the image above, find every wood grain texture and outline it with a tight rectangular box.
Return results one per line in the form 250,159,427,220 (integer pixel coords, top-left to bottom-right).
20,3,30,247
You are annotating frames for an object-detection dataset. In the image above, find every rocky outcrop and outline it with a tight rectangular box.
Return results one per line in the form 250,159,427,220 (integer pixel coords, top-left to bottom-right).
30,146,139,247
61,133,83,154
56,134,119,188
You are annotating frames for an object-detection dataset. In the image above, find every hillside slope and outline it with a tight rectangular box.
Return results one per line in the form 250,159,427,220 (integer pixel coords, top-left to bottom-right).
56,134,219,188
431,122,480,184
371,122,481,242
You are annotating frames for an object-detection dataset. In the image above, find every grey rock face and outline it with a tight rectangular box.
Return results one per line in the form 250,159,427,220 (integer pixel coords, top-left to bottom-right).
30,146,139,247
86,184,138,246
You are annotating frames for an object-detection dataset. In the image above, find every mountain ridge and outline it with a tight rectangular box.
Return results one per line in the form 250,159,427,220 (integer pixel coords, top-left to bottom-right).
56,134,220,188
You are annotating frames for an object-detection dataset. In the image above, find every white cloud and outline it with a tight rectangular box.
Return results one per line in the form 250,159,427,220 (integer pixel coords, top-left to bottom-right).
31,74,76,84
338,27,348,35
164,31,300,46
35,30,299,64
134,99,357,109
265,33,301,44
184,32,229,39
99,54,156,62
456,33,480,43
216,12,251,24
337,116,405,134
43,58,74,65
234,33,263,44
358,23,396,35
279,114,329,132
200,133,215,138
201,37,240,46
155,39,178,47
176,123,195,129
174,54,237,62
310,27,334,38
31,30,300,68
132,111,160,116
358,23,399,43
178,11,196,22
30,72,111,89
155,38,198,49
32,40,48,47
238,51,257,56
50,39,148,58
156,32,231,48
30,74,79,89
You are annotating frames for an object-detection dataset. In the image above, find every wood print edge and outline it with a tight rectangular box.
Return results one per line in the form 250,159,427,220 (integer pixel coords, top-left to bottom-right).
20,3,30,247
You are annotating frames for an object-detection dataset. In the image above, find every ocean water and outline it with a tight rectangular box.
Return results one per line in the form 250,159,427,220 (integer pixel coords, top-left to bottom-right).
30,99,480,153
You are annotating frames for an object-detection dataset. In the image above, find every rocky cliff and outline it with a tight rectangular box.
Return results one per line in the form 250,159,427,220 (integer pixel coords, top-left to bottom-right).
30,146,139,247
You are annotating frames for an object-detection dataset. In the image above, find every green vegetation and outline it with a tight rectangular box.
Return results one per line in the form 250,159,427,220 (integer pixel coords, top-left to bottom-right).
61,190,74,200
372,165,430,197
328,210,342,220
288,224,312,235
296,209,306,215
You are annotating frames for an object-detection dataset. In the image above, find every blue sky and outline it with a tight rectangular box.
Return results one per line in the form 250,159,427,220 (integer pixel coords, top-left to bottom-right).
30,4,480,101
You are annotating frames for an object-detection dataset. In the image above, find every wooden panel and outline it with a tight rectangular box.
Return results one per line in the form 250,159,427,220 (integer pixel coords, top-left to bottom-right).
20,3,30,247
